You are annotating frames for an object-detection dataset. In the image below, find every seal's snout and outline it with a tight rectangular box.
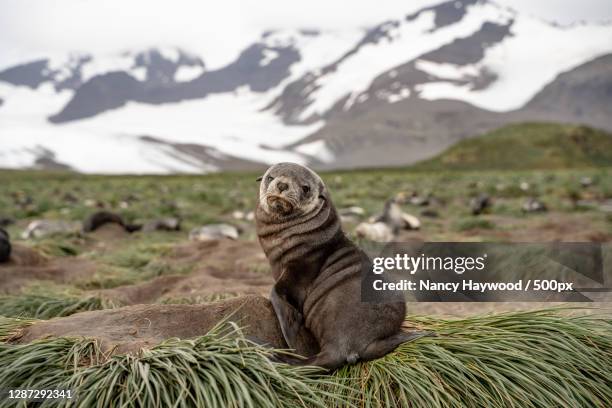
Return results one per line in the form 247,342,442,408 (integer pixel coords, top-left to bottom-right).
277,182,289,192
267,196,294,215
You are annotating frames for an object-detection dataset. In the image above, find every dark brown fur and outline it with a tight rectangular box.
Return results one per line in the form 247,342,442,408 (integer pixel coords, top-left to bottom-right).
0,227,11,263
255,163,429,370
82,211,142,233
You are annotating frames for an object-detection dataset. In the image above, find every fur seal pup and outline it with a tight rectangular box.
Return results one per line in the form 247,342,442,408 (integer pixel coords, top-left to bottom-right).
255,163,430,370
0,227,11,263
82,211,142,233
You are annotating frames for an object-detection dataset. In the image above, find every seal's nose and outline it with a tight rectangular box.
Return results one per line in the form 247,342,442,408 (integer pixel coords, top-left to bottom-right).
277,182,288,192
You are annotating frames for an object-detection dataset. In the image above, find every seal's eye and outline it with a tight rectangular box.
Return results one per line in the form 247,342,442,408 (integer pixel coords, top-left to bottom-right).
266,176,274,183
302,185,310,194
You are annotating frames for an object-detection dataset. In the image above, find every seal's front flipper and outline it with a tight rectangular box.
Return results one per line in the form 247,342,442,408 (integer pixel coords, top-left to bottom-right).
361,330,435,361
270,286,303,349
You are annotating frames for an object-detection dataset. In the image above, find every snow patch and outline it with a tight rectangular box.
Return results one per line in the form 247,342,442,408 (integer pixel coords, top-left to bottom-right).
0,84,322,173
386,88,411,103
416,16,612,111
297,2,512,120
415,59,479,80
131,66,147,81
173,65,204,82
294,140,334,163
157,47,181,63
80,54,135,82
260,49,279,66
263,29,363,84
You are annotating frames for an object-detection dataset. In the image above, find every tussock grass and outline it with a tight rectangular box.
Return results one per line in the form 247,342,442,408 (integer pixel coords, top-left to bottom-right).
327,308,612,407
0,293,117,319
0,308,610,407
159,293,242,304
0,321,339,408
79,240,193,290
0,316,37,341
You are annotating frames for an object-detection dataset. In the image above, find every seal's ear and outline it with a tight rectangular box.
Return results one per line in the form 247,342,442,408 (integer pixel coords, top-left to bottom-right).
318,180,327,200
256,175,263,182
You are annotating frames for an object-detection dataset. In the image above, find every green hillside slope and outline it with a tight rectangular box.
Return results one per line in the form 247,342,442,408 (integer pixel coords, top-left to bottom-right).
412,123,612,171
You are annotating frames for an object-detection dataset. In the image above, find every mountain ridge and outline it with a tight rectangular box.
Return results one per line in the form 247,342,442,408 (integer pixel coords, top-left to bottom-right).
1,0,611,173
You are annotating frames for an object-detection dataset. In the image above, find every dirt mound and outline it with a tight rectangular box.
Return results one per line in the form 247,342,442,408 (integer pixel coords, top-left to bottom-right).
473,213,612,242
88,223,131,242
1,244,47,267
97,275,188,305
163,240,273,301
13,295,288,355
0,245,98,293
93,239,273,305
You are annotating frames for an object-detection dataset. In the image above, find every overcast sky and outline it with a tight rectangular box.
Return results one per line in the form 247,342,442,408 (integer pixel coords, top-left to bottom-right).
1,0,611,70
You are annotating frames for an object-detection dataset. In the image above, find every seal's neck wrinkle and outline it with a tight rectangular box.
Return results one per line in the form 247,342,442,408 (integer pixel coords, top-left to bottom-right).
256,198,341,265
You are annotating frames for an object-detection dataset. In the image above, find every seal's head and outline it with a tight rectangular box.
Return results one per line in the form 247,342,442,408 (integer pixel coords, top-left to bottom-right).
257,163,327,217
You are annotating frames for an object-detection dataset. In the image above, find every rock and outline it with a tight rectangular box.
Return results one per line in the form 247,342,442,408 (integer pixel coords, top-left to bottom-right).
189,224,240,241
519,181,530,191
470,194,491,215
522,197,548,213
142,218,181,232
355,222,394,242
0,227,11,263
245,211,255,221
21,220,81,239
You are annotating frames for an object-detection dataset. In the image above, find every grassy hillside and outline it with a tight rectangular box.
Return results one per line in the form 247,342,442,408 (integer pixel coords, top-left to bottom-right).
412,123,612,171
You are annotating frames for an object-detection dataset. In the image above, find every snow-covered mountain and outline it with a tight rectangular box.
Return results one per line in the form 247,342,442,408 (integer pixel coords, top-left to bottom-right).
1,0,611,173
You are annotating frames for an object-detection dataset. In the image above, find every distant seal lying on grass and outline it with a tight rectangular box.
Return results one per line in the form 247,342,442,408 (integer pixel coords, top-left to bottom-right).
255,163,431,370
0,227,11,263
82,211,142,233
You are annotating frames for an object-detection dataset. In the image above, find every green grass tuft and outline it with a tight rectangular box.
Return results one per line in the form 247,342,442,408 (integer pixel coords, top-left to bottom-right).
327,308,612,407
159,293,242,304
0,322,340,408
0,294,117,319
453,218,494,232
0,316,38,341
0,309,609,407
412,123,612,171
